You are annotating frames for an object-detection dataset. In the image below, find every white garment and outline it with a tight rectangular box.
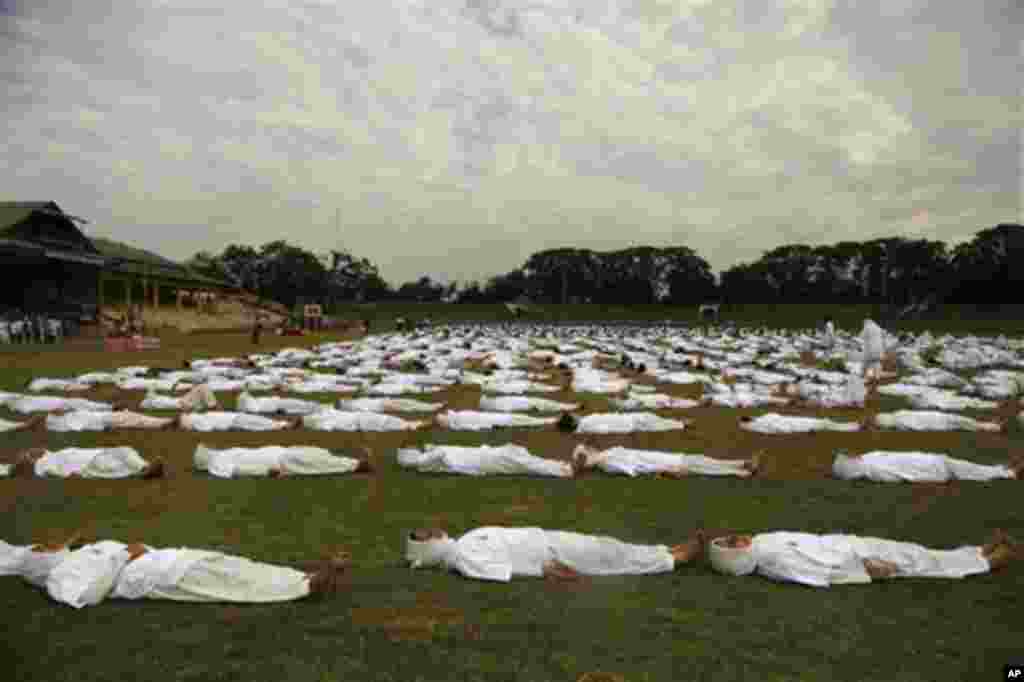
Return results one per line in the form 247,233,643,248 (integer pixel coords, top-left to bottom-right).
873,410,1002,432
336,398,445,413
750,532,988,588
479,396,581,413
180,411,293,432
609,393,701,410
0,542,71,587
46,410,173,432
366,383,442,396
574,413,689,434
741,413,861,434
581,446,750,478
437,527,675,582
481,380,561,395
10,396,111,414
436,410,558,431
303,409,425,432
33,447,150,479
113,549,310,603
46,541,131,608
27,378,90,392
194,444,360,478
860,320,886,376
833,451,1015,483
397,444,572,478
236,392,324,416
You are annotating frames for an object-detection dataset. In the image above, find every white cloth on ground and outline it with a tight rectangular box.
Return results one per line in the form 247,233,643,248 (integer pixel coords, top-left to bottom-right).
833,451,1015,482
397,444,572,478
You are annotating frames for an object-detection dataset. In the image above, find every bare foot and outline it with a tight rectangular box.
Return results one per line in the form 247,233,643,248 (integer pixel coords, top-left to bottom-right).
141,458,165,479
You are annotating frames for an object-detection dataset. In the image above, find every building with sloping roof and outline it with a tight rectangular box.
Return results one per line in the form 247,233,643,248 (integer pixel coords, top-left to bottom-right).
0,201,236,315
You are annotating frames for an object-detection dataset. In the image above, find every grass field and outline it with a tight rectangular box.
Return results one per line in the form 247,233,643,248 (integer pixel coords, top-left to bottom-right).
2,311,1023,682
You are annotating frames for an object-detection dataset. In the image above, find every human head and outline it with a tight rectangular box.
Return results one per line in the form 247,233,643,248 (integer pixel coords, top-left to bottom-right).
708,534,756,576
405,528,454,568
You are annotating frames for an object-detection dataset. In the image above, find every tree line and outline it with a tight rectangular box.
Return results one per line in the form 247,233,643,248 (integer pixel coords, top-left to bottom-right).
183,223,1022,310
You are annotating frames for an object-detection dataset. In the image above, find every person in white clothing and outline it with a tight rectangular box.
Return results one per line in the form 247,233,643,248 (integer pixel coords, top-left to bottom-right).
435,410,558,431
236,391,324,416
12,540,347,608
45,409,177,432
304,409,427,432
556,412,690,434
10,447,164,479
397,444,582,478
573,445,760,479
832,450,1022,482
0,532,82,587
707,530,1017,587
872,410,1006,433
178,411,303,432
860,319,886,382
193,443,372,478
405,526,706,582
739,413,863,434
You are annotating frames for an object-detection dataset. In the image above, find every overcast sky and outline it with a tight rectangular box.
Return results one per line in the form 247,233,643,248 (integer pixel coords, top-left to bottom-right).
2,1,1020,285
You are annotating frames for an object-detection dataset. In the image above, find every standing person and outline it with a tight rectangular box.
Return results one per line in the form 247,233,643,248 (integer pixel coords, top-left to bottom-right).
860,319,886,382
823,316,835,349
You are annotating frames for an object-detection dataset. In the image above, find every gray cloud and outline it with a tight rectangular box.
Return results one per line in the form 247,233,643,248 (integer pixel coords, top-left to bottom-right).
1,0,1019,285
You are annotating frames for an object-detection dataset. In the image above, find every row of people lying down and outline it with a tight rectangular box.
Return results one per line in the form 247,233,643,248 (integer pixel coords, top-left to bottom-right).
3,407,1016,434
3,444,1022,482
1,525,1018,610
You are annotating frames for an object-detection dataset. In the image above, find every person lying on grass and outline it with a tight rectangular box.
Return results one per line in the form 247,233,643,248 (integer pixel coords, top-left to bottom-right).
8,447,164,479
405,526,706,582
397,443,584,479
572,445,761,479
193,443,373,478
707,529,1017,587
555,412,690,434
2,538,348,608
45,407,177,432
832,450,1024,482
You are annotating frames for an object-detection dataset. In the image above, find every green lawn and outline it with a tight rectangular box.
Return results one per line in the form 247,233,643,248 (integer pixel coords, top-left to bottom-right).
2,317,1023,682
